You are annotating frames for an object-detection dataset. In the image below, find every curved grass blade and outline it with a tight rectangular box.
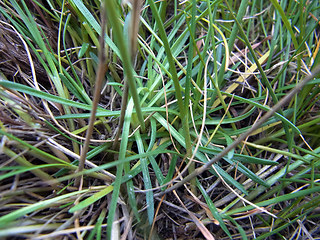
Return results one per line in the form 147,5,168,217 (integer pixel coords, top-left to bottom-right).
0,190,88,227
0,80,99,111
0,163,65,181
69,186,113,213
269,0,299,49
197,179,232,238
225,186,320,216
0,129,73,166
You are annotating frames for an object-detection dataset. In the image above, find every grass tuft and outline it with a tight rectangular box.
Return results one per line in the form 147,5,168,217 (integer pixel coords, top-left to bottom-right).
0,0,320,239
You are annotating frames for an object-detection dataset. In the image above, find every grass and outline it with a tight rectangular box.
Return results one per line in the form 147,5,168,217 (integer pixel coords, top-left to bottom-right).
0,0,320,239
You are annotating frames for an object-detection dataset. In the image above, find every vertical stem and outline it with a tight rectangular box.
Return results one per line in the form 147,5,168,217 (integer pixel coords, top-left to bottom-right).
185,0,197,193
106,0,145,132
112,80,129,151
112,0,143,151
75,1,107,187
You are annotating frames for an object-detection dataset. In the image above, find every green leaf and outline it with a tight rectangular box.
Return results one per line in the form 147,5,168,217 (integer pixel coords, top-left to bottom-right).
226,186,320,216
0,190,88,227
107,99,135,238
197,179,232,238
69,186,113,213
68,0,120,56
0,80,96,111
135,131,154,224
78,42,90,58
213,164,248,195
0,164,65,181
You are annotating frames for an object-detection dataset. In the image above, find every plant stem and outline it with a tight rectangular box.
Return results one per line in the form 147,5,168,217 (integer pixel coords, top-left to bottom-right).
106,0,145,132
74,1,107,187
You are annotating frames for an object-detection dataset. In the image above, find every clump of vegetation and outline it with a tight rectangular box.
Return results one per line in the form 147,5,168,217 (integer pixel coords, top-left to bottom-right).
0,0,320,239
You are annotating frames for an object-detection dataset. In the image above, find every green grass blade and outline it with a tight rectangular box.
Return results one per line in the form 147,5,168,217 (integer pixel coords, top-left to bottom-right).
135,130,154,224
197,179,232,238
69,186,113,213
107,99,134,239
0,190,88,227
0,80,102,112
68,0,119,56
106,0,145,131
